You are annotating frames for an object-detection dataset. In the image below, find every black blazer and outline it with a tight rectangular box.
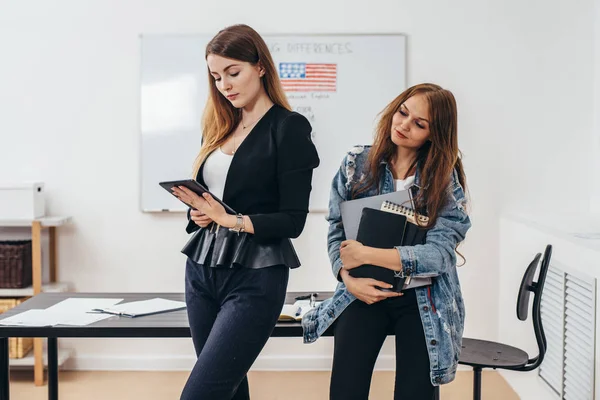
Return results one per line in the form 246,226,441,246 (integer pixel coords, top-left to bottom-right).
185,105,320,242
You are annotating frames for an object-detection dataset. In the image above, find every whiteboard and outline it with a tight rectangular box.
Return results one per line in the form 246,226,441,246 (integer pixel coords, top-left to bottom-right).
140,34,406,212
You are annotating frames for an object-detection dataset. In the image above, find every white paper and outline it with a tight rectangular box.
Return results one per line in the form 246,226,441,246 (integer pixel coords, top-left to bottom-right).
58,312,115,326
294,300,322,319
0,298,125,327
99,298,186,317
280,304,301,318
0,309,55,326
45,298,123,313
0,310,114,327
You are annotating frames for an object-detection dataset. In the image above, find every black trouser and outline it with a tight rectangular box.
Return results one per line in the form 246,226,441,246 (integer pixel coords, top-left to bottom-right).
330,289,434,400
181,258,289,400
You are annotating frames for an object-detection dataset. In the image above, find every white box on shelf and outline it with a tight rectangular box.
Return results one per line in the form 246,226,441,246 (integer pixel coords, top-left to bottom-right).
0,182,45,220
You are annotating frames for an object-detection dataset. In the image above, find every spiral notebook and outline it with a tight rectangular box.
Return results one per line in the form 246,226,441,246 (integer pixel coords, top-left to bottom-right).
340,190,413,241
380,200,429,246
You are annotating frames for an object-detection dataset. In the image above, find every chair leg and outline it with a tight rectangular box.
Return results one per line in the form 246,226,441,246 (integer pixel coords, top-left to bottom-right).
473,367,482,400
433,385,440,400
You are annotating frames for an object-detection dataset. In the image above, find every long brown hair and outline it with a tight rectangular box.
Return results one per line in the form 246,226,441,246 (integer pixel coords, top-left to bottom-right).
353,83,467,229
192,24,291,177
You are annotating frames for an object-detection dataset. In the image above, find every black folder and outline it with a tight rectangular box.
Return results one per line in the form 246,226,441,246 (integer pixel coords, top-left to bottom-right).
349,208,408,292
348,204,429,292
400,219,428,247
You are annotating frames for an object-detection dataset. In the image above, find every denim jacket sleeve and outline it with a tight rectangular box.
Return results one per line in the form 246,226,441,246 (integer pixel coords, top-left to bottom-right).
326,157,349,282
396,171,471,278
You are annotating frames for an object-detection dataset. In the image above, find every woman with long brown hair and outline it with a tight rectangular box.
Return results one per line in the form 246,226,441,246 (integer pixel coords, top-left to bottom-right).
302,83,471,399
172,24,319,399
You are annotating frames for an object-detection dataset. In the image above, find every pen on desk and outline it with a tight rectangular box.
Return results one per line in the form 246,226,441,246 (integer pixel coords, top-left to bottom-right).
295,292,319,301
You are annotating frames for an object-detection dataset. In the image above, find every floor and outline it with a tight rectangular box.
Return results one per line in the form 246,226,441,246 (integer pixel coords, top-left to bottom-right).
8,369,519,399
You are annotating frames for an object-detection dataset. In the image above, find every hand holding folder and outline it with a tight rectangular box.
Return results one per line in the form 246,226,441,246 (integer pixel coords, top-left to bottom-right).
349,208,408,292
347,200,430,292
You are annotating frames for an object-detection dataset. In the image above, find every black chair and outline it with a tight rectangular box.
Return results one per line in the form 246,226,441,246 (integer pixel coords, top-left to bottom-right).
458,244,552,400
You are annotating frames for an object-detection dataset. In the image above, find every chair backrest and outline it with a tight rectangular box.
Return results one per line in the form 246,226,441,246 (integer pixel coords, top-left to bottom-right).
516,253,542,321
514,244,552,371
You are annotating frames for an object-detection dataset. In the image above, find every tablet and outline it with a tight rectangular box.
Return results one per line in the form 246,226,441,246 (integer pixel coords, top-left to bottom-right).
159,179,236,214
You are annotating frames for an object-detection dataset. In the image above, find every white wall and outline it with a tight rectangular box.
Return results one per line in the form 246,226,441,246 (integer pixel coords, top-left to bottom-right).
0,0,594,373
593,0,600,215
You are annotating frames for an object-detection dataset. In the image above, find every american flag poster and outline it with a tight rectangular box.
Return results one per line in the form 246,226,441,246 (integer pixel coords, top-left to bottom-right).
279,63,337,92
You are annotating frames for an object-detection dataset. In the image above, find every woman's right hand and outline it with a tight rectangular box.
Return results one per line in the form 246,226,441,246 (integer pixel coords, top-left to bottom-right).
190,209,213,228
340,269,402,305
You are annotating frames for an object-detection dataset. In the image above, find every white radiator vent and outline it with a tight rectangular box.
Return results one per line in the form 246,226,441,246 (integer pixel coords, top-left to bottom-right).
540,266,564,395
539,264,596,399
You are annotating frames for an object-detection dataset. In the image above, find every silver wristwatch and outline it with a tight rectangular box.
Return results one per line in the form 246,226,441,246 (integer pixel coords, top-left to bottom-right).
228,213,245,234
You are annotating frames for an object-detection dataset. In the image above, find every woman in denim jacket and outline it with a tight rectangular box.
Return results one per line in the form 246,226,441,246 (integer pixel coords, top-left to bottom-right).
302,83,471,399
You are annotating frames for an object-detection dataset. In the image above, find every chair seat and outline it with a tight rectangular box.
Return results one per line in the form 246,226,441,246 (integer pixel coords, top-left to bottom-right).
459,338,529,369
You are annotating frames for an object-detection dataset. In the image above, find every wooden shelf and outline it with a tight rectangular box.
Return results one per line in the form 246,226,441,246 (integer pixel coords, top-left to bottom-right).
0,282,71,298
10,348,72,369
0,216,72,228
0,215,73,385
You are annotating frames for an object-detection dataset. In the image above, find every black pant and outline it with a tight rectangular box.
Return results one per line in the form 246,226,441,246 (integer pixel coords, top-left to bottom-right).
330,289,434,400
181,259,289,400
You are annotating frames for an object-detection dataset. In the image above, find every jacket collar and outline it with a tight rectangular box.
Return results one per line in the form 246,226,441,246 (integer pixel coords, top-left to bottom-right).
380,159,423,189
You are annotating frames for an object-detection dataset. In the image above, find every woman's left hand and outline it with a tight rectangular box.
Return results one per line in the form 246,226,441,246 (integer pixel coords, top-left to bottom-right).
340,240,367,270
172,187,227,225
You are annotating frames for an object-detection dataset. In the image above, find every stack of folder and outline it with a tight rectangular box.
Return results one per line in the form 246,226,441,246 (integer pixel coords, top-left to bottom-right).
340,191,429,292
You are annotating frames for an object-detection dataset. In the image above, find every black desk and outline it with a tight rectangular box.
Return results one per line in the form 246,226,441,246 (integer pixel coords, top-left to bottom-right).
0,291,333,400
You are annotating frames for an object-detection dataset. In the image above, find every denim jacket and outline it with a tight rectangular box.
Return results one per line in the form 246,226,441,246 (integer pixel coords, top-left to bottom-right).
302,145,471,386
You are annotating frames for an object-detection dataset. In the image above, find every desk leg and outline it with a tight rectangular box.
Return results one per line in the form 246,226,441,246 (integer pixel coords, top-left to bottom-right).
32,221,44,386
33,338,43,386
0,337,9,400
48,338,58,400
49,227,57,283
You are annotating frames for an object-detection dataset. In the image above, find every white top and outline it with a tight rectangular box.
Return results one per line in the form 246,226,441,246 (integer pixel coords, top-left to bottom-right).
394,175,431,290
395,175,415,191
202,149,233,201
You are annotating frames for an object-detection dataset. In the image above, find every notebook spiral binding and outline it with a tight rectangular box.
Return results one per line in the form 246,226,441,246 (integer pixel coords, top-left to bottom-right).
381,200,429,225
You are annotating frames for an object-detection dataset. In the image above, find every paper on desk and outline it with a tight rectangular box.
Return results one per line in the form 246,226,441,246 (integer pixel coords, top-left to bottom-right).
96,298,186,317
45,298,123,313
294,300,322,319
58,312,115,326
0,298,124,327
0,309,115,327
0,309,56,326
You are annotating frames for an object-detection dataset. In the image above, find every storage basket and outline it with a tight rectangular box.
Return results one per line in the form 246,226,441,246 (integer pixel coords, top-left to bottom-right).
0,240,32,288
0,298,33,358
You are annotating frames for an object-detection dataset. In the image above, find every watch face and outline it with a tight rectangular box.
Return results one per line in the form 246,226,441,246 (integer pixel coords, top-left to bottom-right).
229,215,243,232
